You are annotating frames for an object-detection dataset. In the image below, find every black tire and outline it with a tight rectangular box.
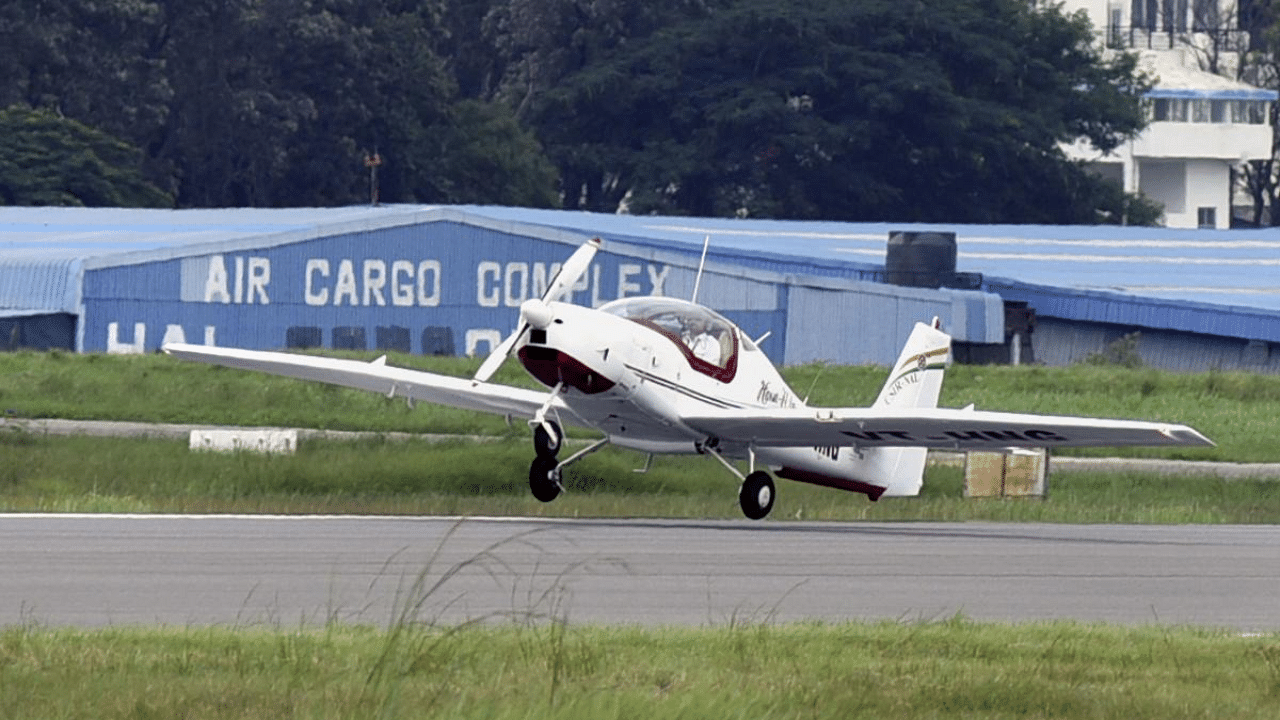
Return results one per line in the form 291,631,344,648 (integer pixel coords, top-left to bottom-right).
739,471,775,520
529,456,562,502
533,421,562,459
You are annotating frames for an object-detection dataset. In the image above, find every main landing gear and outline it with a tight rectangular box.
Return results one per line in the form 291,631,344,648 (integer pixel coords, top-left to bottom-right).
739,471,776,521
699,439,776,520
527,419,609,503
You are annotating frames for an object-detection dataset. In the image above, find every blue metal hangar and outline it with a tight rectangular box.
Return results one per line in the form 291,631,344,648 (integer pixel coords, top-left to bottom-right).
0,204,1276,373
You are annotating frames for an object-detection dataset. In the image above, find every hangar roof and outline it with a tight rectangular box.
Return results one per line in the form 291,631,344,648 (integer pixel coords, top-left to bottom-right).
2,205,1278,342
476,206,1280,343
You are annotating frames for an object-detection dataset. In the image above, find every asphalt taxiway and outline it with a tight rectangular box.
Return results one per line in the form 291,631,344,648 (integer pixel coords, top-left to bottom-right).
1,515,1275,630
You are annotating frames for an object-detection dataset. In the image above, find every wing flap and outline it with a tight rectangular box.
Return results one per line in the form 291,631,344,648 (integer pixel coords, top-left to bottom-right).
685,406,1214,450
163,343,557,419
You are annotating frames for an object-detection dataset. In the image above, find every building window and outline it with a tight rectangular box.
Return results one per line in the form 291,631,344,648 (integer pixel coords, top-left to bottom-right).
1192,0,1218,32
1247,101,1269,124
1197,207,1216,228
1149,97,1270,125
1162,0,1176,32
1231,100,1269,124
1133,0,1157,31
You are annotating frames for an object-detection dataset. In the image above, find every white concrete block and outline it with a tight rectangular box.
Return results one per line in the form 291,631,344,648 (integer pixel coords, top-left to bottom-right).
189,429,298,455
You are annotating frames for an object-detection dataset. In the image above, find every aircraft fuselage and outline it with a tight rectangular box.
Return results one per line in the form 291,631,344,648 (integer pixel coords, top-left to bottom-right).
512,297,893,498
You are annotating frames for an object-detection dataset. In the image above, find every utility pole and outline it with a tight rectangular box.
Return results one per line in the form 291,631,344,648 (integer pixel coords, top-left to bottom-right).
364,151,382,206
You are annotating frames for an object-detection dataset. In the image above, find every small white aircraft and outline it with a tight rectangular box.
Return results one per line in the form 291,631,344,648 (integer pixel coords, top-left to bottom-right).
164,237,1213,519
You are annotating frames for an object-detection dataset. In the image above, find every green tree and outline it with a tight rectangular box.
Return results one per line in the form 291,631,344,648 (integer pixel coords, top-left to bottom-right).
0,0,560,208
532,0,1154,223
0,0,174,193
430,99,560,206
475,0,711,112
0,106,172,207
1237,0,1280,226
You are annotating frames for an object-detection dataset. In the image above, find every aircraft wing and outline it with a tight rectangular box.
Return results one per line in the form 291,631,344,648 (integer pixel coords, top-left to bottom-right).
163,343,564,420
683,406,1214,450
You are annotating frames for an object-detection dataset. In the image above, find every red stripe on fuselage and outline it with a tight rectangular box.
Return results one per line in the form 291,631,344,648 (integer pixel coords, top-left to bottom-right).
775,466,887,501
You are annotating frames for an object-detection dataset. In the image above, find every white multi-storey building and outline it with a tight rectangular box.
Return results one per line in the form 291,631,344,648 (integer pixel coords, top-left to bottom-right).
1056,0,1277,228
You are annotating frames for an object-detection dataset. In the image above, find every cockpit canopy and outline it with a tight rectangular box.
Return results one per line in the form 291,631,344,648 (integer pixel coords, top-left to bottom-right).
599,297,739,380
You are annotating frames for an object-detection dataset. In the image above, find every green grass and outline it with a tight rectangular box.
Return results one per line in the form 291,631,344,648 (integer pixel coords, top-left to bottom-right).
0,349,530,436
3,432,1278,522
1,351,1276,459
1,619,1277,719
2,350,1279,521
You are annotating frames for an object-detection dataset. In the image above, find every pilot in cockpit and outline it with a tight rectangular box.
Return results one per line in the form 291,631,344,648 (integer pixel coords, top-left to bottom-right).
683,316,720,365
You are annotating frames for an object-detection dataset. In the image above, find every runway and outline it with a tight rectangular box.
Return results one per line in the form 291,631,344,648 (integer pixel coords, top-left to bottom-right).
1,515,1275,630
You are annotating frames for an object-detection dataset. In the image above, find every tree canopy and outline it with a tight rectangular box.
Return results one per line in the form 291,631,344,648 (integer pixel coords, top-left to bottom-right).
0,0,1157,223
0,106,171,207
531,0,1154,223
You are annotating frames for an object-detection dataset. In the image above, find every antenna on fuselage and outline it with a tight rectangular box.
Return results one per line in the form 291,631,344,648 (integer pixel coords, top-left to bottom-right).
690,234,710,304
802,362,827,405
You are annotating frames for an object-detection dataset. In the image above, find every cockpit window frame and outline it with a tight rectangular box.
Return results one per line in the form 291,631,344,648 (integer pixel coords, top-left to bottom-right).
600,297,739,383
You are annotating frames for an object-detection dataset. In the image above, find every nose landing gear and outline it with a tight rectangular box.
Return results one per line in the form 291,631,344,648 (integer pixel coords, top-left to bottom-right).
528,455,562,502
526,420,609,504
533,421,562,458
529,419,563,502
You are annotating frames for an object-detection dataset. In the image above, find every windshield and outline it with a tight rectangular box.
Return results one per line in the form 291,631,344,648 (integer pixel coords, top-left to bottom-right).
600,297,738,379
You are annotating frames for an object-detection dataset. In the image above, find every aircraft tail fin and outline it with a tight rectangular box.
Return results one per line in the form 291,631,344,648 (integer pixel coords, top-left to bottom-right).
873,319,951,409
862,320,952,497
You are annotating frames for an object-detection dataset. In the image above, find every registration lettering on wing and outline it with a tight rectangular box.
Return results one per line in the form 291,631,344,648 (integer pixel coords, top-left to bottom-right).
841,428,1071,444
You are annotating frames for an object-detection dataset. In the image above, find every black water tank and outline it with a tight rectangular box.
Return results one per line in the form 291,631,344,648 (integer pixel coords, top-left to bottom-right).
885,231,957,288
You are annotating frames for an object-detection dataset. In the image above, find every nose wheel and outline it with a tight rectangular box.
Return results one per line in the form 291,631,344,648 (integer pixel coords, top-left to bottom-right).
533,420,562,458
526,429,610,504
529,419,564,502
529,455,562,502
739,471,776,520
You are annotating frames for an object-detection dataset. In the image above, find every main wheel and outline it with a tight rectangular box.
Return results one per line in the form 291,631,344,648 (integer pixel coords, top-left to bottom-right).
528,456,562,502
739,471,776,520
533,421,562,459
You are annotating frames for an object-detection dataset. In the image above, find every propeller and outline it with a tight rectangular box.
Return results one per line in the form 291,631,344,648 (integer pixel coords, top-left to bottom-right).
472,237,601,384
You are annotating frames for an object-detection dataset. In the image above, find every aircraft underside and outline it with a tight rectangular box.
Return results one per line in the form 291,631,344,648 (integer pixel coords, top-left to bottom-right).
523,395,894,520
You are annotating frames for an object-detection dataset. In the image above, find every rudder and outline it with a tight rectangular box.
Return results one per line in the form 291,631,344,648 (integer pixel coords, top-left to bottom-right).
873,319,951,409
862,320,952,496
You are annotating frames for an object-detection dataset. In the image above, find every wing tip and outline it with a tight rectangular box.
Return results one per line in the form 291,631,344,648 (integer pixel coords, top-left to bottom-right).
1162,425,1216,447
